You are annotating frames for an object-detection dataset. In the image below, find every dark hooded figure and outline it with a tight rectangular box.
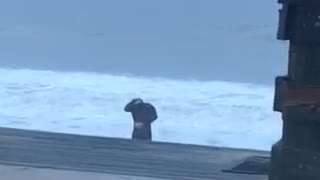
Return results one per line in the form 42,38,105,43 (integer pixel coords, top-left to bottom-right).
124,98,158,141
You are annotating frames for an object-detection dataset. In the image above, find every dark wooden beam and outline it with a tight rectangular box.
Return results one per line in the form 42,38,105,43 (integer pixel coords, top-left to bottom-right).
271,1,320,180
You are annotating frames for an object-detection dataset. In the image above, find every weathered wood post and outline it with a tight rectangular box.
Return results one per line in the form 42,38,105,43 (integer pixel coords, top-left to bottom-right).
271,0,320,179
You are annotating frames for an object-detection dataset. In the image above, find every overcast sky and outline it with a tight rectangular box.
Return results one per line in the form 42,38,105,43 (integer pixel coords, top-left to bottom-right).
0,0,288,84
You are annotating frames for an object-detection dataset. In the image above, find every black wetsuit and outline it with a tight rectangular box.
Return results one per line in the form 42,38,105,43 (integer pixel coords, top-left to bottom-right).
125,101,158,140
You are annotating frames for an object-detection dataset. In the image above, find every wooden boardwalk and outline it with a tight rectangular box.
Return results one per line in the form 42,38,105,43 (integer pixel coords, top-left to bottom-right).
0,127,270,180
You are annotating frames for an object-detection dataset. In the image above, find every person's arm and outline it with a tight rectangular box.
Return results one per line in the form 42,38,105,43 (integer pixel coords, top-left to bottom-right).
146,104,158,123
124,101,134,112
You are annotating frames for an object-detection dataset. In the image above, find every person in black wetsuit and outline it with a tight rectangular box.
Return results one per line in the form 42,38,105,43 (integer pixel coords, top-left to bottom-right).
124,98,158,141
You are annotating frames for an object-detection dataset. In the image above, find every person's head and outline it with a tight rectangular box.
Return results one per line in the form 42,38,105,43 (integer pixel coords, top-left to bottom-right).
132,98,143,105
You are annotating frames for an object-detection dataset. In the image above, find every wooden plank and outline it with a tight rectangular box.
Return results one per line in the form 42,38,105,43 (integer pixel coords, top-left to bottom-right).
0,164,165,180
0,127,269,180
